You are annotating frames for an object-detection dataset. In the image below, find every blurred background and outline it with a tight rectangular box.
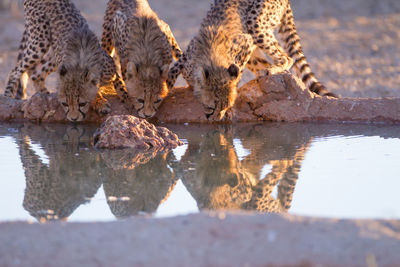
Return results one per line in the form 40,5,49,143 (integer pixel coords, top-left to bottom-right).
0,0,399,97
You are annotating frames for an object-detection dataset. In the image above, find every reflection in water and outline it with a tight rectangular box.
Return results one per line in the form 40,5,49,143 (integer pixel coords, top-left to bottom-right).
102,152,177,218
17,124,103,222
3,122,400,222
237,125,310,212
12,124,178,222
171,127,253,210
170,125,309,212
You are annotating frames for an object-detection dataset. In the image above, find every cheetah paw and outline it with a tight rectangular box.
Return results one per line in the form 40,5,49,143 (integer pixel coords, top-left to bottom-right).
94,101,112,115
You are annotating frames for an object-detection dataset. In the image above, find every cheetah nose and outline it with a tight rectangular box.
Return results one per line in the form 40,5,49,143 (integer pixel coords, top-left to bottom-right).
205,107,215,119
70,117,79,122
143,111,156,119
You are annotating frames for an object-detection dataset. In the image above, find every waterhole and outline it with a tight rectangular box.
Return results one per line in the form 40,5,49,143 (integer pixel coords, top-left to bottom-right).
0,122,399,222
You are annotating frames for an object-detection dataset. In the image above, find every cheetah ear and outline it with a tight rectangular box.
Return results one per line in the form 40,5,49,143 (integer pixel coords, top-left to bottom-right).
59,65,68,77
227,64,239,78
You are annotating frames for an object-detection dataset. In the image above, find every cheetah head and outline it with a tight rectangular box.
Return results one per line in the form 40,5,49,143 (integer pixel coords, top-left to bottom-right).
125,62,169,119
57,64,100,122
193,63,240,121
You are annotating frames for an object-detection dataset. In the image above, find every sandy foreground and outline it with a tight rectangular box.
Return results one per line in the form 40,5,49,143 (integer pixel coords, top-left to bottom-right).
1,213,400,267
0,1,400,266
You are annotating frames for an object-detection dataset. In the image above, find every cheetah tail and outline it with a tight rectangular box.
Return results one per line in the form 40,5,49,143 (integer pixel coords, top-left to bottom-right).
278,6,337,97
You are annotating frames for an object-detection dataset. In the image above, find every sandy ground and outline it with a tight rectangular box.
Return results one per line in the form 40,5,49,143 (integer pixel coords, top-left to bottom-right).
1,212,400,267
0,0,399,98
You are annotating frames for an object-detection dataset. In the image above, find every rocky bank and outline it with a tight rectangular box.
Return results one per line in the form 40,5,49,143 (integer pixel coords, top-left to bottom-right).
1,73,400,124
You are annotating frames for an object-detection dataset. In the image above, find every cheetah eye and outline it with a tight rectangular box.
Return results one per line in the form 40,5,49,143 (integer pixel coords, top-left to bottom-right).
154,99,162,104
227,64,239,78
204,69,210,80
79,102,88,107
59,65,68,77
83,68,89,78
61,102,68,107
137,99,144,104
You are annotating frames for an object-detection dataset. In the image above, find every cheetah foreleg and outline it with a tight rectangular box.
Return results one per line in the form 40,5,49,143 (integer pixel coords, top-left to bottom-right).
101,52,129,103
160,21,183,60
166,56,185,91
253,29,293,75
246,48,273,77
30,48,56,95
92,91,111,115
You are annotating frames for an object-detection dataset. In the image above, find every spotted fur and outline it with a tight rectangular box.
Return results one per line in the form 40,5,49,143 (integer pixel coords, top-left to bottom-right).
167,0,336,121
101,0,182,118
3,0,128,122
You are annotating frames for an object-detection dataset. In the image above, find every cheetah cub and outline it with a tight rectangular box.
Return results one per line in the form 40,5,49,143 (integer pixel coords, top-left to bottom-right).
101,0,182,118
4,0,128,122
167,0,336,121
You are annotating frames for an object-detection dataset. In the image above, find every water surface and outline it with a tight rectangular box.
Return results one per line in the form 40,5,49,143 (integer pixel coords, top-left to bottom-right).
0,122,399,222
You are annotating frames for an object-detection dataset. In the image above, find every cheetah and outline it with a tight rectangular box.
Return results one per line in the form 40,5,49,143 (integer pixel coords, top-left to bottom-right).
3,0,129,122
101,0,182,118
167,0,337,121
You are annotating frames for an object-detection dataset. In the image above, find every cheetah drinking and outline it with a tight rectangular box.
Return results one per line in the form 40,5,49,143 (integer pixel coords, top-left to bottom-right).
167,0,336,121
3,0,129,122
101,0,182,118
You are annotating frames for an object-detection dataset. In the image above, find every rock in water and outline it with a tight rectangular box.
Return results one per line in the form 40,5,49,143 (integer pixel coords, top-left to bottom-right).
93,115,183,149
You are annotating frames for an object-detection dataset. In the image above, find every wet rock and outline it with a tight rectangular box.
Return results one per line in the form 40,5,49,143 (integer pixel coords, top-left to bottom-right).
93,115,183,150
